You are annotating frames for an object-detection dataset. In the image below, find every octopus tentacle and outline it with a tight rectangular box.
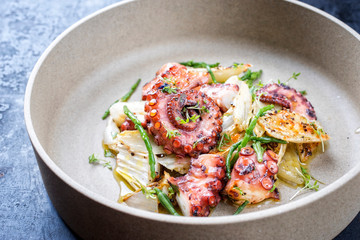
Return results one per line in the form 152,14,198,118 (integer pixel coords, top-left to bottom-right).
142,62,210,100
168,154,226,217
225,147,279,205
145,89,222,157
256,83,316,120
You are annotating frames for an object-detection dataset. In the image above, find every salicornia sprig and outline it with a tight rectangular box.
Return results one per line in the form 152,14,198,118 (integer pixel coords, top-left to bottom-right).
102,78,141,119
123,105,156,179
252,141,265,163
154,187,180,216
241,69,262,88
179,60,220,83
233,200,249,215
238,104,274,150
102,99,119,120
206,64,218,83
180,60,220,68
120,78,141,102
225,140,243,179
249,136,287,144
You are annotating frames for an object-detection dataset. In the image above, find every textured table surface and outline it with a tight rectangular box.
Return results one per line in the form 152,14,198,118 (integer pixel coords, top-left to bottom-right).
0,0,359,239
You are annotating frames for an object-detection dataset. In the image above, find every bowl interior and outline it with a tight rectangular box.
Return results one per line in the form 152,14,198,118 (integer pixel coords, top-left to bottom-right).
28,0,360,217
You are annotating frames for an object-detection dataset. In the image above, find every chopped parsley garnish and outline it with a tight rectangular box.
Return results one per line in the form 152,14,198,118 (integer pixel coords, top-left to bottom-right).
88,153,112,170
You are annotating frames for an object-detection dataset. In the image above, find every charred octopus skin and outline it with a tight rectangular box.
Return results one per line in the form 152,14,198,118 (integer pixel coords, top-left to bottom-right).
168,154,226,217
225,147,279,205
142,62,210,100
256,83,317,120
144,89,222,157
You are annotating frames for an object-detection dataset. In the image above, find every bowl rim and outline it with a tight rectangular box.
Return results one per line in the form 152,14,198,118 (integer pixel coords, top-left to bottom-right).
24,0,360,225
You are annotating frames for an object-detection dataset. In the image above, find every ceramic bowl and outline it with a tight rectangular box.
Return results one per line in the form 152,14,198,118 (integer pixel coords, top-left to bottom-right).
24,0,360,239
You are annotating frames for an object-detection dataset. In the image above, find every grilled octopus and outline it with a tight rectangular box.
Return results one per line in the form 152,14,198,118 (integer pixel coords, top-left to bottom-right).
142,63,230,157
168,154,226,216
256,83,316,120
225,147,279,204
256,83,320,162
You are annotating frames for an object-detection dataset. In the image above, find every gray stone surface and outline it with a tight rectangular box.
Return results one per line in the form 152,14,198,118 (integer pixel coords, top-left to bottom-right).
0,0,358,239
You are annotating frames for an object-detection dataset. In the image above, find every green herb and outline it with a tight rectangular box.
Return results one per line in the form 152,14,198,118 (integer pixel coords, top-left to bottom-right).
310,122,325,152
299,90,307,95
252,141,265,162
189,114,200,122
104,149,115,158
187,102,209,113
250,81,265,100
165,127,181,139
180,60,220,83
234,200,249,215
88,153,113,170
289,72,301,81
123,105,156,179
290,166,320,200
162,85,178,94
154,187,180,216
102,79,141,119
241,69,263,87
278,72,301,85
233,186,245,196
176,116,189,124
217,133,231,152
163,77,176,85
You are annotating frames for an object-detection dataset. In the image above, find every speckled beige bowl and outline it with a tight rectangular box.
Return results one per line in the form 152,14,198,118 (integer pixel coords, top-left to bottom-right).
25,0,360,239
